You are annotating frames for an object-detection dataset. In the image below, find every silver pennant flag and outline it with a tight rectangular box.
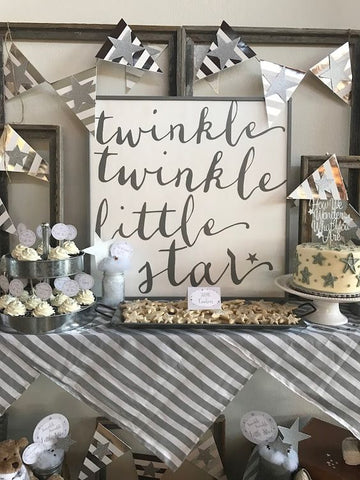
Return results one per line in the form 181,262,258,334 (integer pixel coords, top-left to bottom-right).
0,196,16,234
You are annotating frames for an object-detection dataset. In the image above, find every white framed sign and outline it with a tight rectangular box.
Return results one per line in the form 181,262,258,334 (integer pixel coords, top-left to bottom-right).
90,97,288,297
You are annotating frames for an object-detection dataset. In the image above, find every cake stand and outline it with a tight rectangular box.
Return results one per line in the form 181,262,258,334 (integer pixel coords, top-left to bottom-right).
275,274,360,326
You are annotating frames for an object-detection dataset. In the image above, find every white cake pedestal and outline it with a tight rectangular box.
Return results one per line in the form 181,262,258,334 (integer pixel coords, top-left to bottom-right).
275,274,360,326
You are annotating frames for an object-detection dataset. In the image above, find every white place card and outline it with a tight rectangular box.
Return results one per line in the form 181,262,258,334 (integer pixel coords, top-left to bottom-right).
187,286,221,310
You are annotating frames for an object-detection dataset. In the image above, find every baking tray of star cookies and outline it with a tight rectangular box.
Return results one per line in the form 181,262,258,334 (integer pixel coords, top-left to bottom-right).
108,298,310,329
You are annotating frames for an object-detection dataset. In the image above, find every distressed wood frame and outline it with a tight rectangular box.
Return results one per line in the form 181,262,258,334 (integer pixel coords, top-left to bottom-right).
299,155,360,243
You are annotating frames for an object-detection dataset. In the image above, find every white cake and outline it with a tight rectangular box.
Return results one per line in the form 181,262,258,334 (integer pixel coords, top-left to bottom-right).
293,242,360,295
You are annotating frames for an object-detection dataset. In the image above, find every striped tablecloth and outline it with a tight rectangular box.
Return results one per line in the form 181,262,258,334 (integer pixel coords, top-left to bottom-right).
0,314,360,470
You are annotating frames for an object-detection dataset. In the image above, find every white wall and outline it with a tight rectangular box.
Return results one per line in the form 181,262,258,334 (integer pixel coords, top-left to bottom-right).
2,2,360,479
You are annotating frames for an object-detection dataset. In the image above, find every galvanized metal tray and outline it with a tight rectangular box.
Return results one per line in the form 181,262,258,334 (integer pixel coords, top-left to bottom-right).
97,302,311,330
0,302,96,334
4,253,85,279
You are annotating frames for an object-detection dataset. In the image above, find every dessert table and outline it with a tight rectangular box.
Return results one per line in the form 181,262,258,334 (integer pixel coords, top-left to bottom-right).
0,310,360,470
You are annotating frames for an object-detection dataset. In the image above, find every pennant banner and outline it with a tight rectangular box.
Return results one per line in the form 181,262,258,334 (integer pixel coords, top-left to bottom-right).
0,196,16,234
186,430,227,480
96,18,162,73
78,421,130,480
260,60,306,127
242,446,259,480
310,42,352,105
196,20,256,80
4,43,46,100
0,125,49,181
287,153,348,201
133,453,168,479
51,67,96,135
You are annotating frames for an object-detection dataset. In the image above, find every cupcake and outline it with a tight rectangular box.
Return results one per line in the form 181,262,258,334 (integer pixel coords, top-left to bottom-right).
17,247,41,261
62,241,79,255
4,299,26,317
24,294,42,311
32,301,55,317
57,298,80,314
18,290,30,303
50,293,69,308
11,244,27,260
48,247,70,260
0,294,16,311
75,289,95,306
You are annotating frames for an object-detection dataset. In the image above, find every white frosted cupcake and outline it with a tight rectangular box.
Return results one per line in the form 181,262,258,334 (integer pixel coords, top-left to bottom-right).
50,293,69,307
36,242,52,256
11,244,27,259
48,246,70,260
32,301,55,317
4,299,26,317
18,290,30,303
24,294,42,311
58,298,80,314
62,241,79,255
17,247,41,261
0,294,16,311
75,289,95,306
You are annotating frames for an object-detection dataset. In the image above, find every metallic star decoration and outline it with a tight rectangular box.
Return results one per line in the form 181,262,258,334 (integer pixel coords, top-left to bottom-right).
196,20,256,80
197,446,214,465
260,60,305,126
83,233,114,267
93,441,112,460
246,253,258,264
5,145,28,167
314,174,334,196
108,30,145,65
321,272,338,288
55,435,76,452
340,253,359,274
278,418,311,452
96,18,162,73
142,461,158,477
63,77,95,113
310,42,352,104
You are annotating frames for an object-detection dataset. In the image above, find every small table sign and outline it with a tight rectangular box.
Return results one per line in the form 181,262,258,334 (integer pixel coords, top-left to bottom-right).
187,287,221,310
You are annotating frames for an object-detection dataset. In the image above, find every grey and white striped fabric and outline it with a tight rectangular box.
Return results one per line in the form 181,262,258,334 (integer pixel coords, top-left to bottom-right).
0,314,359,471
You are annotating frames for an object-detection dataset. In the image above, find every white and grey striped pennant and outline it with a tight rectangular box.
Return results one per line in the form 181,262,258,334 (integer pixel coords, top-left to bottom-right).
0,125,49,181
96,18,162,73
51,67,96,135
4,43,46,100
196,21,256,80
0,197,16,234
186,429,227,480
78,419,130,479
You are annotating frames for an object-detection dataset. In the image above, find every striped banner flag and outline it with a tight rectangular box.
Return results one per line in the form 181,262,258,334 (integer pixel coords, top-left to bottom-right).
186,430,227,480
0,125,49,181
96,18,162,73
78,420,130,480
133,453,168,479
4,43,46,100
287,153,348,201
242,447,260,480
196,21,256,80
51,67,96,135
0,196,16,234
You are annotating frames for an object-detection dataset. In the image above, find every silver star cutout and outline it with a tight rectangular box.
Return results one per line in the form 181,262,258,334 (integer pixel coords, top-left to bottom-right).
5,145,29,167
208,35,242,70
314,174,334,196
83,233,114,267
265,66,302,102
279,418,311,452
322,53,350,90
197,446,214,465
93,441,112,460
5,60,32,93
108,31,144,65
63,77,94,113
142,461,158,477
54,435,76,452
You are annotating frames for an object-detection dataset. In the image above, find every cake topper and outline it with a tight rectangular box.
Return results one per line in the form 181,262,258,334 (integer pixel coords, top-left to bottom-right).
287,153,358,244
